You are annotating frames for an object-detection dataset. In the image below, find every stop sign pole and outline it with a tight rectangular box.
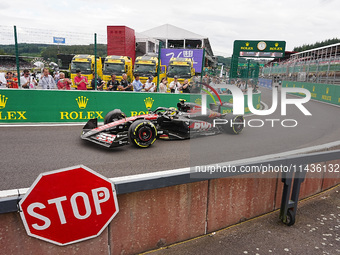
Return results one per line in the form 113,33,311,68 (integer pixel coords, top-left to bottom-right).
19,165,119,246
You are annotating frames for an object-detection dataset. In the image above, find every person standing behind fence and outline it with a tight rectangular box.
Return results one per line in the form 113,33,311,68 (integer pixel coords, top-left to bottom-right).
181,79,191,93
239,81,247,93
57,72,72,90
118,73,132,91
132,74,143,92
107,74,120,91
54,71,60,84
159,77,168,93
6,71,18,89
20,69,37,89
74,70,89,90
90,72,105,91
144,76,156,92
169,76,181,93
0,72,7,87
39,68,56,89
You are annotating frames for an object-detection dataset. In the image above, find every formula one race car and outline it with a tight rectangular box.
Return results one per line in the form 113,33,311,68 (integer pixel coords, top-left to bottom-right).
81,99,244,148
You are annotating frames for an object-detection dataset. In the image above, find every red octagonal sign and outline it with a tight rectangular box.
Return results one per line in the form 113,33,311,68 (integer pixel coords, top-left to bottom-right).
19,165,119,246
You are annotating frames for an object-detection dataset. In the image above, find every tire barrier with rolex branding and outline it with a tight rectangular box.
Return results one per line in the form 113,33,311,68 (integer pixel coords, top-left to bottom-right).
283,81,340,106
0,89,261,123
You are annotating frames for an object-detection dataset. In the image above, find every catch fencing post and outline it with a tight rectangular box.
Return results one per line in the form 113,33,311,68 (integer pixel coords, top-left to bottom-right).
156,41,162,91
14,26,21,88
200,48,206,91
94,33,97,90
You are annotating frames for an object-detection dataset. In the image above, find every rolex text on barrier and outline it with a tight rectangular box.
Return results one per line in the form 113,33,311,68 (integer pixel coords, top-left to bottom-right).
19,165,119,246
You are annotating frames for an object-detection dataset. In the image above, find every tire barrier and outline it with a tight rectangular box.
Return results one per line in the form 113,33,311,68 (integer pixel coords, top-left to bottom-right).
283,81,340,106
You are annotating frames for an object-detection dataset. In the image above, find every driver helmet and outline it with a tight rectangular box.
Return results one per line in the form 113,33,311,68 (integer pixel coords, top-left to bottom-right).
168,107,177,115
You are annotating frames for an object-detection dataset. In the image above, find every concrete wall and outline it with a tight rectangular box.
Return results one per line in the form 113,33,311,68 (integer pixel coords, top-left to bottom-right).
0,165,340,254
0,160,339,254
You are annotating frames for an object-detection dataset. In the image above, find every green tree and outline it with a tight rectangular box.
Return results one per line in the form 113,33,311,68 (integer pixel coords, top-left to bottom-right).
293,38,340,52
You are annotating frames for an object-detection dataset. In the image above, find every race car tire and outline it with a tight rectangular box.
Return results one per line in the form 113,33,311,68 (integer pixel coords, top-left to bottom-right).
221,115,244,134
104,109,126,124
128,119,157,148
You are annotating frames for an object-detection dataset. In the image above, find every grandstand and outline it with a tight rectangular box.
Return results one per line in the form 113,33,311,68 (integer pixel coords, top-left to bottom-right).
290,43,340,61
0,55,34,72
262,43,340,84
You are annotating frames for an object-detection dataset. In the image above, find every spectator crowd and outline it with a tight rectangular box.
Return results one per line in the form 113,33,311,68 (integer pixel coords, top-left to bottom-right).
0,59,33,72
0,69,256,94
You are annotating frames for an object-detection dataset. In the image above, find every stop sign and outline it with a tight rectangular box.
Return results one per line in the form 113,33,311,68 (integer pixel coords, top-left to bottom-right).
19,165,119,246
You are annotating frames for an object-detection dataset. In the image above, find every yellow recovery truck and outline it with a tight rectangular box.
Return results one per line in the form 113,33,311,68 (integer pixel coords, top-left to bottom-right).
103,55,133,84
167,57,195,85
134,56,166,88
70,54,103,89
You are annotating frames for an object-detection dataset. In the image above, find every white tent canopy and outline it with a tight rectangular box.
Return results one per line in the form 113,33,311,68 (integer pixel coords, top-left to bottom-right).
141,24,206,40
139,24,214,57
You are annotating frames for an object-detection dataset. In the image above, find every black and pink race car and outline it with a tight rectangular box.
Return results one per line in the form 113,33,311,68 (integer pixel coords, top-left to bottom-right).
81,99,244,148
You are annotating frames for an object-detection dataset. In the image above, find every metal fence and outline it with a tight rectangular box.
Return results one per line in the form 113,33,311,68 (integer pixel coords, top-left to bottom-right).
0,25,107,88
261,56,340,85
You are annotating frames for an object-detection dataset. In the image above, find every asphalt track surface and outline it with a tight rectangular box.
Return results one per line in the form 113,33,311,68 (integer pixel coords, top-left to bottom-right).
0,88,340,190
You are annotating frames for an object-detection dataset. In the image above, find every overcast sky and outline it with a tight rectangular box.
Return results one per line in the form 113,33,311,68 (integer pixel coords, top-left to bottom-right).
1,0,339,56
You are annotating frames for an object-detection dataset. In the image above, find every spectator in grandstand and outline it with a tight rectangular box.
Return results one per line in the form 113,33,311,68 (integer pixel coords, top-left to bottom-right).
180,79,191,93
0,58,34,72
117,73,132,91
159,77,168,93
0,72,6,87
6,71,18,89
20,69,37,89
169,76,181,93
107,74,120,91
74,70,89,90
57,72,72,90
38,68,56,89
90,72,105,91
132,74,144,92
144,76,156,92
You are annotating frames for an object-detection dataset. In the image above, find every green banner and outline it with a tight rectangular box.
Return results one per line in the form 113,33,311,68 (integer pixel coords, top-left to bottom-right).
0,89,261,123
282,81,340,106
